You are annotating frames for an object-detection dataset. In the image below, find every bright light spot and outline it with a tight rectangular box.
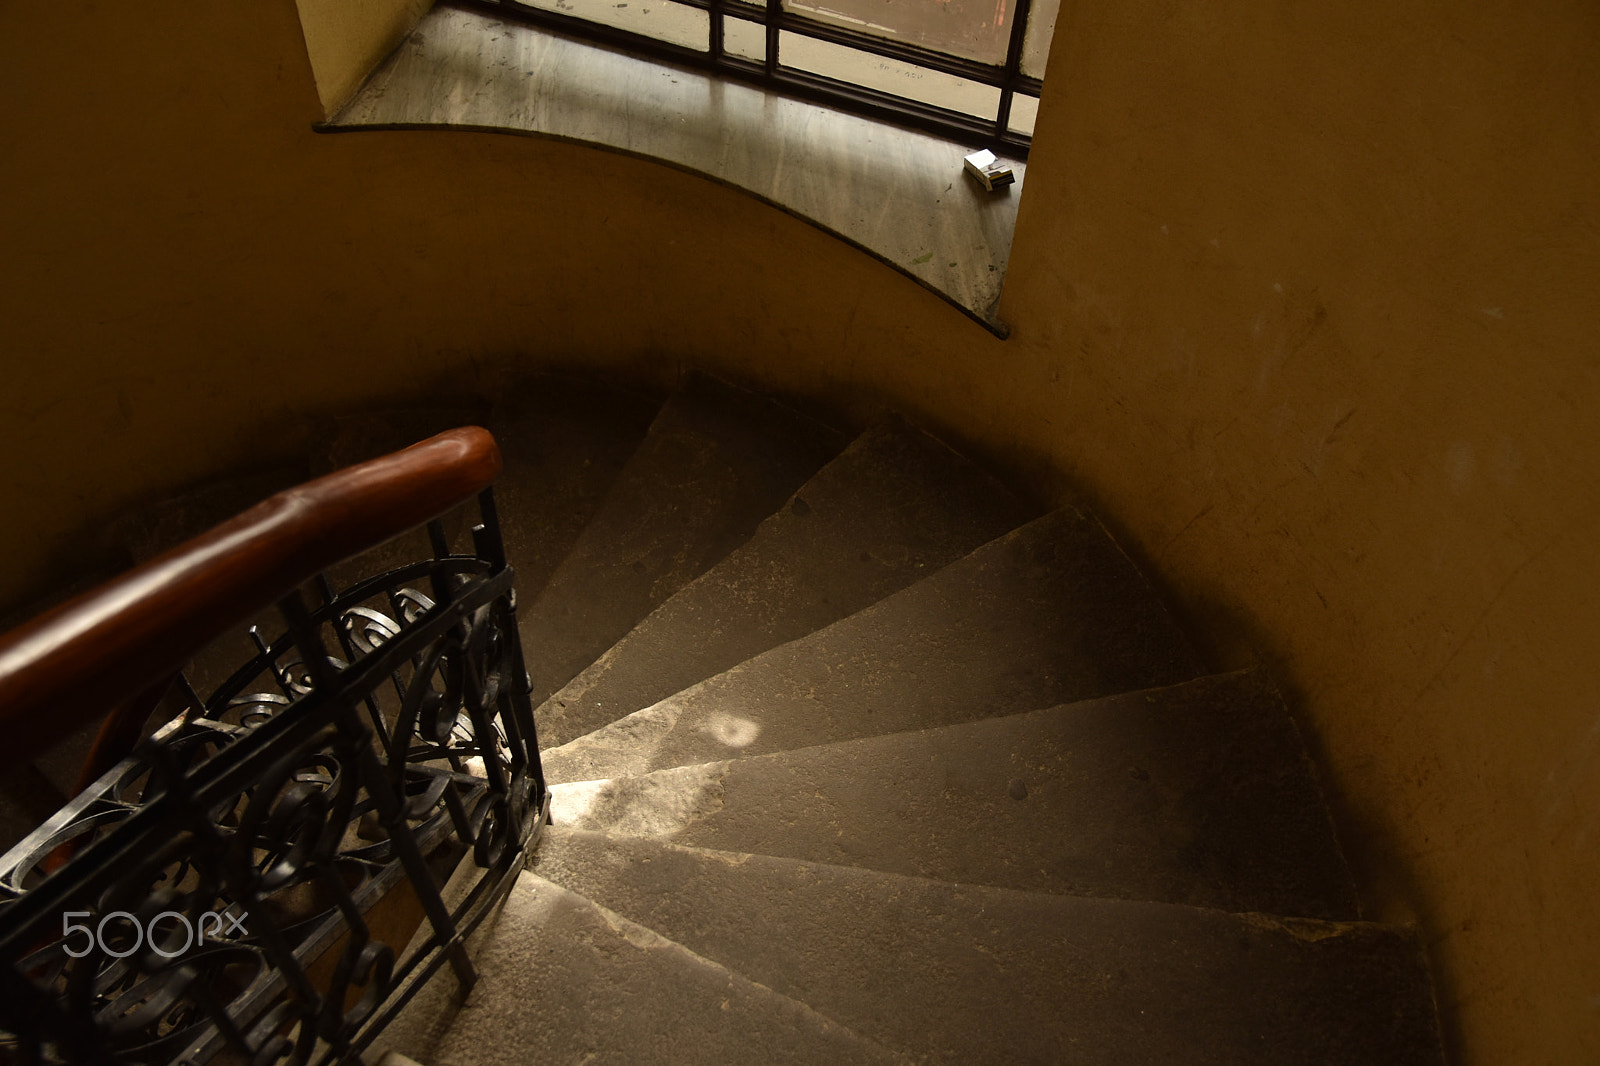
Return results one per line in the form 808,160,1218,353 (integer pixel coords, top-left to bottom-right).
548,779,608,825
700,712,761,748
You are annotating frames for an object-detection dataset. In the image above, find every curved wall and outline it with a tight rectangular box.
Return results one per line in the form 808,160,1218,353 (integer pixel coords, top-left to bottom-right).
2,0,1598,1062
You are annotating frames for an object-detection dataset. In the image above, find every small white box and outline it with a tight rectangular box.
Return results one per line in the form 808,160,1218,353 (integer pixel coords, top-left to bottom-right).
963,149,1015,192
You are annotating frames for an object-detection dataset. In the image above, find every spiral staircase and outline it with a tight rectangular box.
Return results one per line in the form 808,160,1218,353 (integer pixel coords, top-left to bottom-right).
1,370,1448,1065
353,371,1445,1065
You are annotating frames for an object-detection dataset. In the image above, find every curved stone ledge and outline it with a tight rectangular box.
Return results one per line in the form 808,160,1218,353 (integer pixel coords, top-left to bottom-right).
326,3,1024,332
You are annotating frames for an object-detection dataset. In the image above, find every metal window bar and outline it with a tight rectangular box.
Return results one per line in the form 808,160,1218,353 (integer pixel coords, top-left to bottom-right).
457,0,1043,153
0,488,549,1066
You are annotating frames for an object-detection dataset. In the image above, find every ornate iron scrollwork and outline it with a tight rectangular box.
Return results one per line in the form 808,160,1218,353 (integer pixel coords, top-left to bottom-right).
0,492,548,1065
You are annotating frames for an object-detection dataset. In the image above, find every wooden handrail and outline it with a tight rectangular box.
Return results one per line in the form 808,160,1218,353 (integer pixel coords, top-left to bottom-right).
0,427,503,768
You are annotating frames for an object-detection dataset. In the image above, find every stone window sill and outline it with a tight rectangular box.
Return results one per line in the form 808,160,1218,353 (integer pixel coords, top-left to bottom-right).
325,2,1024,333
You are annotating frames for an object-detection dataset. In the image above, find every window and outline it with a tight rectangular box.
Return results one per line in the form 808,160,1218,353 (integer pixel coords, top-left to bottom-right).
330,0,1038,329
455,0,1056,152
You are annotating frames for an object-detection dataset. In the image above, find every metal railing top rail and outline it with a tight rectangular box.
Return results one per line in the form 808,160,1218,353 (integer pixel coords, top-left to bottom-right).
0,427,503,767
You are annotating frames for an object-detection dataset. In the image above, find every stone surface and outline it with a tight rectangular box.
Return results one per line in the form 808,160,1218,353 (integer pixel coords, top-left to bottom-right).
537,417,1037,746
429,871,905,1066
531,832,1445,1066
548,670,1360,918
541,507,1205,779
485,374,661,601
518,372,847,707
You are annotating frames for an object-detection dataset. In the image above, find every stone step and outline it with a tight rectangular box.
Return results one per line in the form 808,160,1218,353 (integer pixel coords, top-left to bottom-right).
428,871,905,1066
541,507,1205,780
537,417,1037,747
485,373,661,602
547,670,1360,919
531,831,1445,1066
517,372,848,706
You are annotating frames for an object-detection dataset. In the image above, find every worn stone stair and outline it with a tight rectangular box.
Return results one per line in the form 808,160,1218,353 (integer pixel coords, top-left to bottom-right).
544,669,1361,918
516,371,847,709
537,505,1207,781
357,373,1446,1064
535,415,1037,746
526,832,1439,1066
423,873,904,1066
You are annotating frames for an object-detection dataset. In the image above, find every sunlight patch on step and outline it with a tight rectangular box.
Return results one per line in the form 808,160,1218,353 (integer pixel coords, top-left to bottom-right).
549,761,730,837
540,698,683,781
698,711,761,749
541,692,768,783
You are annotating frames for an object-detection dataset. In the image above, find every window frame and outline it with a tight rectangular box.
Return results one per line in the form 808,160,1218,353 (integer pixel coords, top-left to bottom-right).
455,0,1043,154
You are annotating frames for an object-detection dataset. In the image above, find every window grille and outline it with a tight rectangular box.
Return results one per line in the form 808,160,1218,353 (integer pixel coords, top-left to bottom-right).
457,0,1054,153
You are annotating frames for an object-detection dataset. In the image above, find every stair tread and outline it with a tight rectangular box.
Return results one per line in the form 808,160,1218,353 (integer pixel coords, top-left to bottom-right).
486,374,661,602
431,871,905,1066
531,830,1445,1066
542,507,1205,778
518,372,848,705
537,417,1038,746
547,669,1360,919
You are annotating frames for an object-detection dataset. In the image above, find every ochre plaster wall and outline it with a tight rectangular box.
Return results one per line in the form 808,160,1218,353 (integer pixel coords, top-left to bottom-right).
998,4,1600,1062
295,0,433,116
1,0,1596,1062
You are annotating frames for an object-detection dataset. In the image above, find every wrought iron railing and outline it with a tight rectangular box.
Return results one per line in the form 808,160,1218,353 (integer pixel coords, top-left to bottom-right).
0,428,547,1065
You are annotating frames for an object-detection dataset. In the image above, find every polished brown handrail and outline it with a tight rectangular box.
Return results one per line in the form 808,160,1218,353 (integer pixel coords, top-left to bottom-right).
0,427,502,768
